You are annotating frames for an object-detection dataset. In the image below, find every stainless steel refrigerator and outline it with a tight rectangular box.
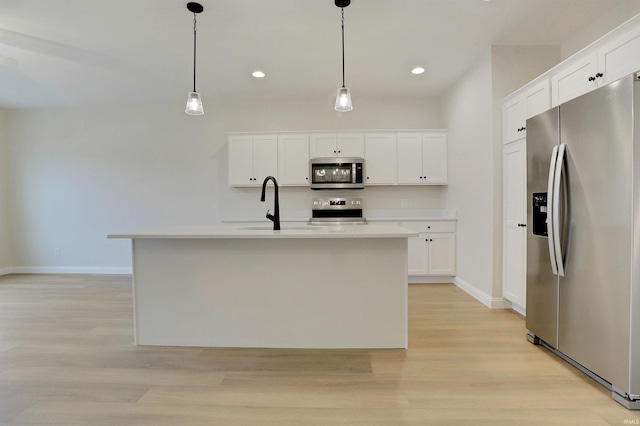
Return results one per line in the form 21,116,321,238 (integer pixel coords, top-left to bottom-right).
525,72,640,409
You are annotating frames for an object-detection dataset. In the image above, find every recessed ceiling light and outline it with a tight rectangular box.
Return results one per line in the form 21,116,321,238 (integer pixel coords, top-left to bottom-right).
252,70,266,78
411,67,425,75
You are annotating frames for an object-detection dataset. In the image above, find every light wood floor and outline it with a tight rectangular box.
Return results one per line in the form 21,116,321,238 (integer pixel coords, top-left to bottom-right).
0,274,638,425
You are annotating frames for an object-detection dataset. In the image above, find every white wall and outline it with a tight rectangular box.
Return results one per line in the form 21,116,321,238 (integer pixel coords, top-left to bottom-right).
442,45,560,307
561,0,640,60
7,96,444,271
442,50,495,304
0,108,11,271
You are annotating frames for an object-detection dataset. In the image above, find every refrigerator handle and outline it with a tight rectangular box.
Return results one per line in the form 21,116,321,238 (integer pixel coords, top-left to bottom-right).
552,144,567,277
547,145,559,276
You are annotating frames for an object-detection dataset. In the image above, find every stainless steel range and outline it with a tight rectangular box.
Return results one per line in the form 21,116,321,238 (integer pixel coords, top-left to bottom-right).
308,196,367,225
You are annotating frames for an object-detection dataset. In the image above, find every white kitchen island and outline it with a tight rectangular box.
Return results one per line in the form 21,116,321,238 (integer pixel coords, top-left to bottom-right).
109,224,416,349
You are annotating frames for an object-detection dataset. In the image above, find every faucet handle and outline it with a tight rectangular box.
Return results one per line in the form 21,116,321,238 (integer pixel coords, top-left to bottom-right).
266,209,275,222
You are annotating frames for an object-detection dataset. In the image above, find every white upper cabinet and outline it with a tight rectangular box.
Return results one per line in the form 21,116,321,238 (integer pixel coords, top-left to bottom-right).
397,133,424,184
503,80,551,144
337,133,365,157
503,97,527,144
229,130,447,188
597,24,640,86
228,134,278,187
253,135,279,183
551,22,640,106
422,134,448,184
309,134,337,157
309,133,364,158
277,134,309,186
397,133,448,185
364,133,397,185
524,79,551,120
551,52,599,107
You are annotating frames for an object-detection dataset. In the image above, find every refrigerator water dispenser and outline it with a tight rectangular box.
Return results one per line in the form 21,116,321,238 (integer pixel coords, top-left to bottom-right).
532,193,548,237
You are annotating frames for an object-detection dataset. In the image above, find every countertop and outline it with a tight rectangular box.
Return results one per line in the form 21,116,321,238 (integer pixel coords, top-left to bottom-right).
220,212,458,224
108,224,418,240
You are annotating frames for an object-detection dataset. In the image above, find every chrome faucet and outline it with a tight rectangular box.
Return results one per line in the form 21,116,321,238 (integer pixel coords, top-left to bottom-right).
260,176,280,230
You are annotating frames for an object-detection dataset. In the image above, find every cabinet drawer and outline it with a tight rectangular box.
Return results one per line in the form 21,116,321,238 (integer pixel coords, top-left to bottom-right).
400,221,456,233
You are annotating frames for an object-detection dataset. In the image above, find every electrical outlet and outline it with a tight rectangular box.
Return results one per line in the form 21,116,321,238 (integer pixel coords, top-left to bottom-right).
54,248,60,256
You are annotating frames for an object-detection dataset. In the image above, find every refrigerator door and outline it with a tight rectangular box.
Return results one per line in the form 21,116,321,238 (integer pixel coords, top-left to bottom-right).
558,75,633,391
525,107,560,348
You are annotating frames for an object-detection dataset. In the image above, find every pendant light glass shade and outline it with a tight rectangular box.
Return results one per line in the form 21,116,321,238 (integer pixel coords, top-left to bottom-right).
335,87,352,112
185,91,204,115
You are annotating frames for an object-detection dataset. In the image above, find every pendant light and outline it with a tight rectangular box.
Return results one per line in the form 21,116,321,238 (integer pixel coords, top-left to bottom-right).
185,2,204,115
334,0,353,112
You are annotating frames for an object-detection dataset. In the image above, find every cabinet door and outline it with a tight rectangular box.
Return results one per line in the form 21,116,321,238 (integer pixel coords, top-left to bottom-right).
523,80,551,120
310,134,337,158
252,135,278,184
408,234,428,275
337,133,365,157
502,140,527,307
364,133,397,185
278,134,309,185
397,133,423,184
598,24,640,86
422,134,448,184
228,135,255,186
427,234,456,276
551,52,598,106
503,226,526,307
503,97,525,143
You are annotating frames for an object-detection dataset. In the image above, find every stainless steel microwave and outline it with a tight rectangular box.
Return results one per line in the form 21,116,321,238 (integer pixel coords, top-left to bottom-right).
309,157,365,190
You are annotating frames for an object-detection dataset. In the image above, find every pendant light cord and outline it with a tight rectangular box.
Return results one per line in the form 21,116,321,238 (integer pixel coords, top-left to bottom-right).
192,13,198,92
341,7,345,88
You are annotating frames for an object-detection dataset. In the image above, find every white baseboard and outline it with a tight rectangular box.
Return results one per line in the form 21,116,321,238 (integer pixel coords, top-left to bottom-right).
509,301,526,317
491,297,514,310
0,267,16,276
452,276,514,310
409,276,455,284
1,266,132,275
453,276,492,308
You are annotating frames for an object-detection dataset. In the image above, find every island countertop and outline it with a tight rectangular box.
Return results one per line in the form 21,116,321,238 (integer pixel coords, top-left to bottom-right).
108,224,417,239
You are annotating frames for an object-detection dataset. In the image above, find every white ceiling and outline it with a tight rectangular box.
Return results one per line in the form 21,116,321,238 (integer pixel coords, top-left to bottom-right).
0,0,629,109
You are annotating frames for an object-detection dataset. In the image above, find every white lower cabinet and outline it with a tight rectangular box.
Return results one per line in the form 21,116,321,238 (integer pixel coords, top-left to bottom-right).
401,221,456,276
